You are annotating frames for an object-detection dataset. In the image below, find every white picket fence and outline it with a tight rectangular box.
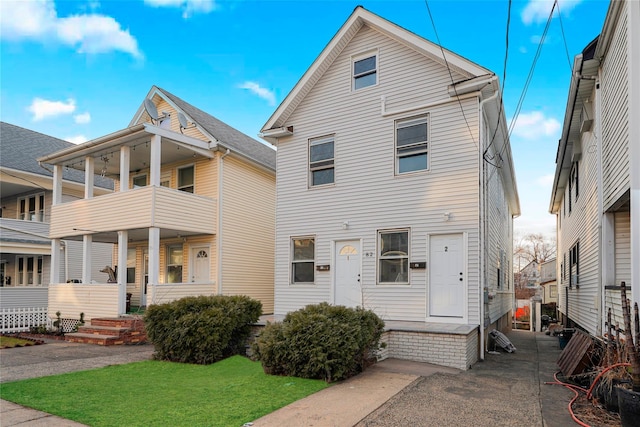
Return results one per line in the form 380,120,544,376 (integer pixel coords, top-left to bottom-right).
1,307,50,333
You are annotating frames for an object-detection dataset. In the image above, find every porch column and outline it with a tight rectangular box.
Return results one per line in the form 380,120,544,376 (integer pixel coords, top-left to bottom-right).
148,227,160,304
120,146,130,192
117,231,128,314
85,156,94,199
149,134,161,187
50,239,61,284
52,164,62,205
82,234,93,284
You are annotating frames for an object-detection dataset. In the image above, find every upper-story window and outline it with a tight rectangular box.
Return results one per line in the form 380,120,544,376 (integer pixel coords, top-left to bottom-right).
396,115,429,174
178,165,194,193
309,136,334,187
132,174,147,188
18,193,45,222
353,53,377,90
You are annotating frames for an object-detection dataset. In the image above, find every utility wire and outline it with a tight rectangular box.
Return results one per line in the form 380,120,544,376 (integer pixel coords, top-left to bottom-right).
424,0,478,152
555,0,574,72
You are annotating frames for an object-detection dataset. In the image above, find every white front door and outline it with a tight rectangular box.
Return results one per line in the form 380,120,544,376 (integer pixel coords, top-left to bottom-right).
191,246,210,283
429,234,464,317
335,240,361,307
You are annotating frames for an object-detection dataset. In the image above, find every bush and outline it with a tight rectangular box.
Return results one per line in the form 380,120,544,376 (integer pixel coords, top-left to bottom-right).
144,295,262,364
252,303,385,382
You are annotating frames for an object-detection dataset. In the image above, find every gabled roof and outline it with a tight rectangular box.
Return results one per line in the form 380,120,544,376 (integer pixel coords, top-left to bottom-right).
261,5,492,134
0,122,113,189
130,86,276,171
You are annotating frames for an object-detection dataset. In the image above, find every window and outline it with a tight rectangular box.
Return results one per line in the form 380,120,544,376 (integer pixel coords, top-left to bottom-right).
550,285,558,298
178,165,194,193
126,249,136,283
353,54,377,90
569,241,580,287
396,115,428,174
378,230,409,284
18,193,45,221
132,174,147,188
571,162,579,201
309,136,334,186
166,245,183,283
291,237,314,283
16,256,43,286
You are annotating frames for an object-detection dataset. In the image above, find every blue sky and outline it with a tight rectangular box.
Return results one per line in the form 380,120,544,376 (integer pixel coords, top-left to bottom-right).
0,0,609,238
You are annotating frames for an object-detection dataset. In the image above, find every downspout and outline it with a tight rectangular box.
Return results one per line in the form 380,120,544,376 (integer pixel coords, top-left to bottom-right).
217,148,231,295
63,241,68,283
478,87,500,362
596,77,604,337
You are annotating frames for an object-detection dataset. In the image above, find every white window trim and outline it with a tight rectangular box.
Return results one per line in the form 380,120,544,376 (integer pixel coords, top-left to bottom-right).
166,244,183,284
177,164,195,193
291,236,315,285
132,173,147,189
308,135,335,188
17,192,45,222
352,50,379,91
15,255,44,286
395,114,429,176
377,229,410,286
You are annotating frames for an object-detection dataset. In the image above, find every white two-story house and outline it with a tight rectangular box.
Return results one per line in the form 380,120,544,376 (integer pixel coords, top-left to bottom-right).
260,7,520,370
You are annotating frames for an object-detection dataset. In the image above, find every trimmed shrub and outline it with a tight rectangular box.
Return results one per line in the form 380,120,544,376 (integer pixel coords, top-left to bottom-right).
252,303,385,382
144,295,262,364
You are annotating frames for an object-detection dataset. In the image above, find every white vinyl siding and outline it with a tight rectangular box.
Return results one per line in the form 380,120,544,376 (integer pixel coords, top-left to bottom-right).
601,9,630,211
274,25,482,322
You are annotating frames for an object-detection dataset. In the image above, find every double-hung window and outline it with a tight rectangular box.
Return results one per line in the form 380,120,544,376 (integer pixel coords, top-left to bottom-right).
569,241,580,287
178,165,194,193
18,193,45,221
309,136,334,187
378,230,409,284
16,255,43,286
291,237,315,284
166,245,183,284
353,54,377,90
396,115,428,174
132,174,147,188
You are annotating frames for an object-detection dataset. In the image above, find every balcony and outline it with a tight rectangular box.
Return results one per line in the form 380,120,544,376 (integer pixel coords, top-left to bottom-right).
49,186,216,239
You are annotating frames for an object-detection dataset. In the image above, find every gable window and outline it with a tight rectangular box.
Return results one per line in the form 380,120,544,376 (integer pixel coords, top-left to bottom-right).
353,54,377,90
291,237,314,284
132,174,147,188
166,245,183,284
178,165,194,193
18,193,45,222
309,136,334,187
396,115,429,174
378,230,409,284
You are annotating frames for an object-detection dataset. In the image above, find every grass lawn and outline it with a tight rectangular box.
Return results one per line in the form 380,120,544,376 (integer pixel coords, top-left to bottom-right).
0,355,329,427
0,336,39,348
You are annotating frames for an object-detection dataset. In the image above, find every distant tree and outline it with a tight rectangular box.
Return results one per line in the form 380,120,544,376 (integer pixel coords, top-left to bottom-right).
513,233,556,298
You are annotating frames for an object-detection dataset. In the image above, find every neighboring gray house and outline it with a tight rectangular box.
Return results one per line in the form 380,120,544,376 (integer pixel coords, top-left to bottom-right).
260,7,520,370
540,259,557,305
0,122,113,310
549,0,639,336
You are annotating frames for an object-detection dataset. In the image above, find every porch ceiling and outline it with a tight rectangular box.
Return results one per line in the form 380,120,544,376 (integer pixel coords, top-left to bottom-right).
63,227,209,244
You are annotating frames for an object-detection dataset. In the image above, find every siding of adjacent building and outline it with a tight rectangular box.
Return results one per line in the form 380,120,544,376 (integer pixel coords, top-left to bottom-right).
274,25,482,322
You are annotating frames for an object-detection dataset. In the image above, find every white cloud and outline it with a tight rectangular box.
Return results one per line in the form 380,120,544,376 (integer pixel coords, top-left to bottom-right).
0,0,141,58
511,111,561,140
74,112,91,124
65,135,88,144
238,81,276,106
143,0,216,18
521,0,582,25
537,173,555,187
28,98,76,121
519,46,528,54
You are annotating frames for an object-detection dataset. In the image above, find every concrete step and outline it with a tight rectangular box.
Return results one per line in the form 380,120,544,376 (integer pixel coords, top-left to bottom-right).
64,332,124,346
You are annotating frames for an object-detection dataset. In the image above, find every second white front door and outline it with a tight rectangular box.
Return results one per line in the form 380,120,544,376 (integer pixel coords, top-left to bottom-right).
335,240,361,307
191,246,210,283
429,234,464,318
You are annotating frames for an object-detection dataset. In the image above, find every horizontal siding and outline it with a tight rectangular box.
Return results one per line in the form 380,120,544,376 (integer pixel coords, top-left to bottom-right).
221,156,275,314
601,8,630,210
0,287,48,309
614,212,631,285
48,283,119,321
63,240,113,283
153,283,216,304
275,26,481,323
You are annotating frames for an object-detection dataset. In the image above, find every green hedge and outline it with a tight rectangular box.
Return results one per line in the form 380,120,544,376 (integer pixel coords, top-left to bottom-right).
252,303,385,382
144,295,262,364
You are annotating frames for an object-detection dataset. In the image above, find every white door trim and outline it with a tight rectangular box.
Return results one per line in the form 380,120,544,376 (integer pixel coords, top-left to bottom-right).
190,244,211,284
426,232,468,324
331,239,363,307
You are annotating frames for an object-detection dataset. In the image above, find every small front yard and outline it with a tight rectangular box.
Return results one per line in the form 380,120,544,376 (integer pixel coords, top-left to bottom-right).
0,355,329,427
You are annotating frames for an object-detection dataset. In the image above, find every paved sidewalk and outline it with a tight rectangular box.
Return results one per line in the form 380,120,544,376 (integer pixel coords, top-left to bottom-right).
1,331,572,427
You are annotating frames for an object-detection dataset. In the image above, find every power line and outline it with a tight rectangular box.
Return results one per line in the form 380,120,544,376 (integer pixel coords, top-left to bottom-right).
555,0,574,72
424,0,478,152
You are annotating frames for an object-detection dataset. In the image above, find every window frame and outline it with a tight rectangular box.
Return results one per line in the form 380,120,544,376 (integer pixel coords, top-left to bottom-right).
132,174,147,189
291,236,315,284
18,193,45,222
377,229,410,285
166,244,183,284
569,241,580,287
352,51,378,91
395,115,429,175
308,135,335,187
15,255,43,286
177,164,195,193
